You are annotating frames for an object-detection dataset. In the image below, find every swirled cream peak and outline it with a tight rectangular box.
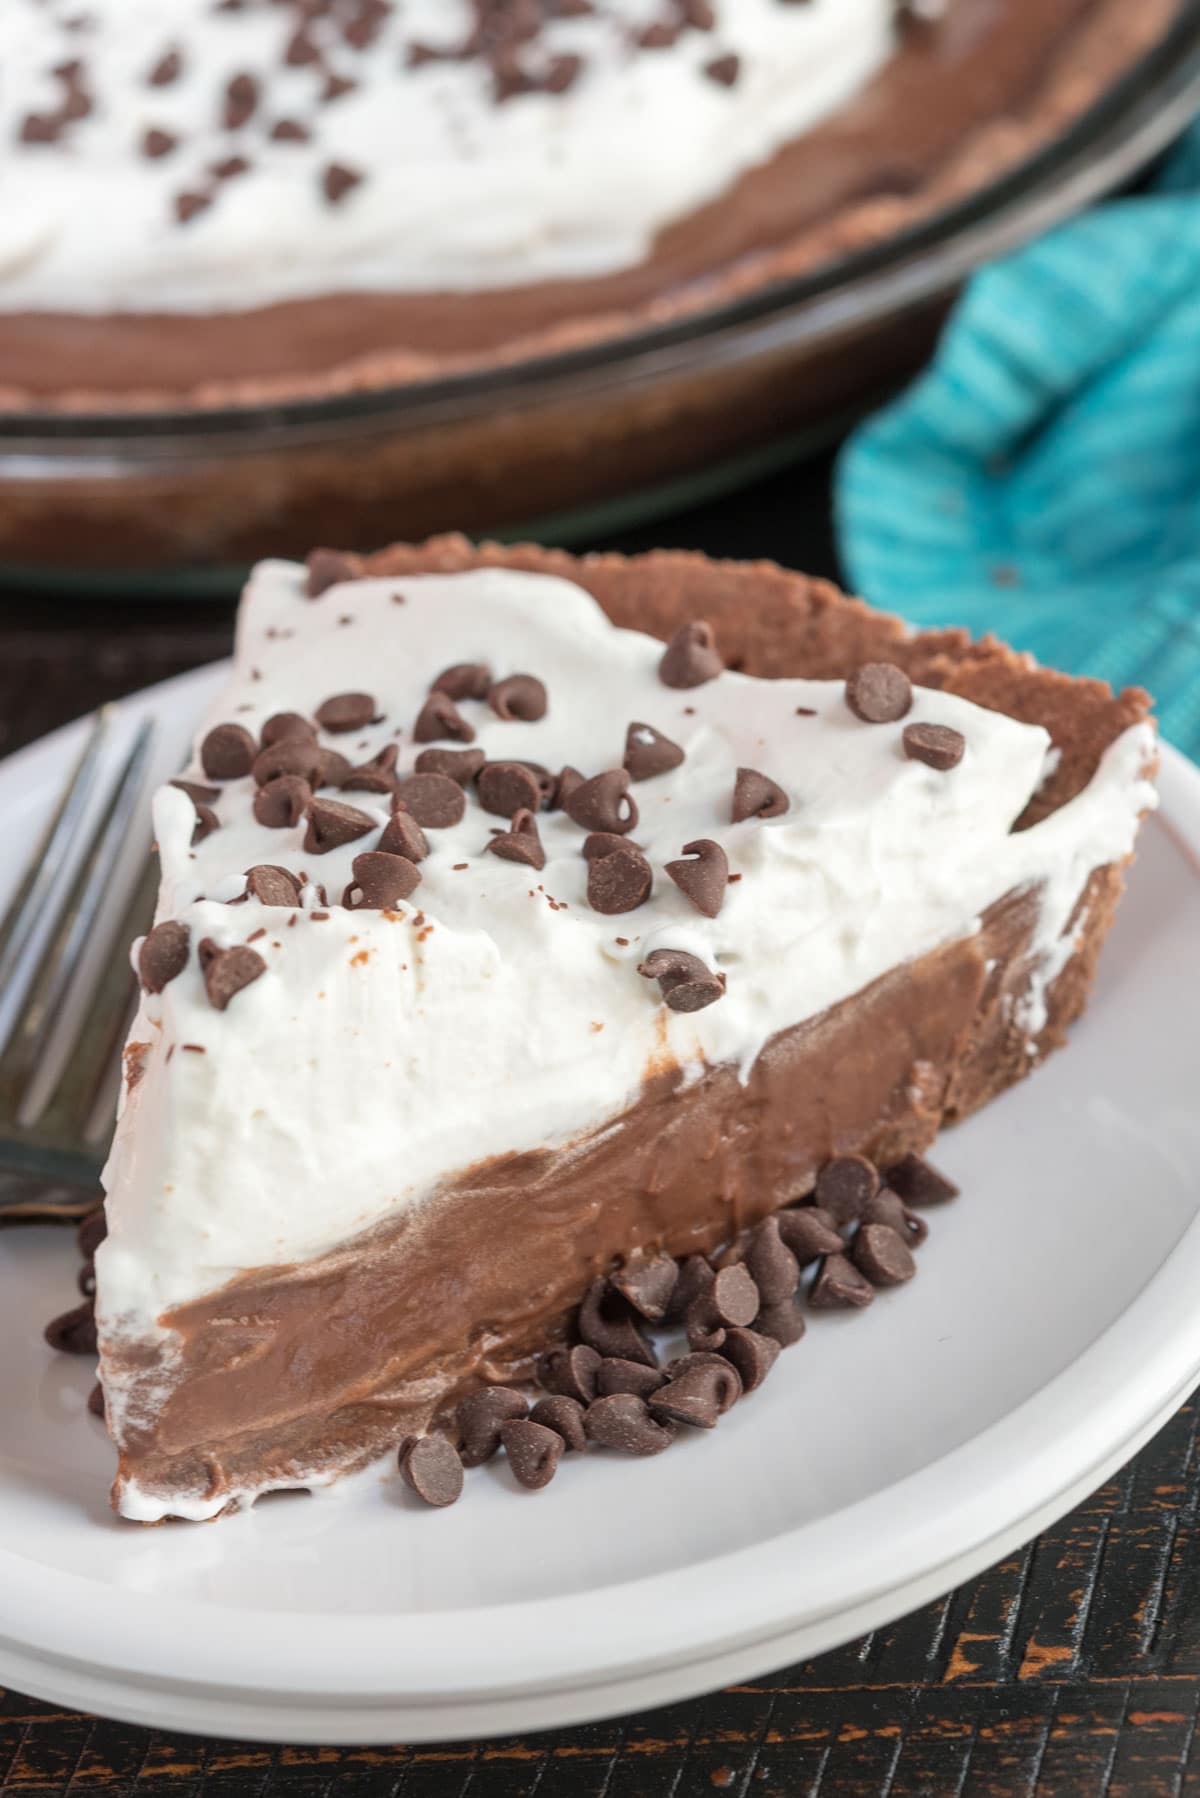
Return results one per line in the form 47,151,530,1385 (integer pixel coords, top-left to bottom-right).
98,558,1155,1348
0,0,899,312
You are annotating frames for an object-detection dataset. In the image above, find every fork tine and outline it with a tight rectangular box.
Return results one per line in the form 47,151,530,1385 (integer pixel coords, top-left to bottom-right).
0,706,114,1001
0,718,155,1108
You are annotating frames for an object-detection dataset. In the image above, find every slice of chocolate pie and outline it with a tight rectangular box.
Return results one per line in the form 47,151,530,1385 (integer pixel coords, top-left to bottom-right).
96,541,1157,1521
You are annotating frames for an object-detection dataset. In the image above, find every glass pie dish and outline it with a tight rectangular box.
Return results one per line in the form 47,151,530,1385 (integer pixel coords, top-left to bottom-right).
2,2,1199,597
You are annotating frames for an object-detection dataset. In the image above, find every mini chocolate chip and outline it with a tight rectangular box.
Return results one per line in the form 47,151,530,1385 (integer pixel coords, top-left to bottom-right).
77,1206,107,1261
650,1359,741,1429
623,722,685,781
433,662,492,701
776,1206,844,1264
665,1254,714,1324
884,1152,960,1206
197,938,266,1011
666,839,728,917
754,1299,808,1348
170,777,220,807
303,796,375,855
271,116,311,143
306,548,359,597
501,1419,563,1490
175,190,212,226
658,620,723,688
377,810,429,862
138,919,189,993
638,947,725,1013
529,1394,587,1451
564,768,638,835
846,662,913,724
863,1187,929,1246
457,1387,528,1467
587,842,652,915
551,766,585,811
478,761,542,818
578,1277,657,1366
44,1300,97,1356
415,746,486,785
731,767,789,823
705,51,741,84
814,1155,880,1227
488,674,547,722
87,1382,106,1419
667,1352,743,1410
399,1435,463,1507
585,1393,675,1456
244,864,302,906
344,850,421,910
201,722,257,780
853,1222,917,1287
322,160,363,205
148,47,183,85
538,1343,602,1405
720,1327,780,1392
253,738,326,788
810,1252,876,1309
486,807,545,870
414,691,474,744
223,70,259,128
611,1254,678,1322
142,127,177,158
315,691,376,733
253,774,311,828
744,1216,800,1304
903,722,966,770
596,1358,667,1400
393,773,466,829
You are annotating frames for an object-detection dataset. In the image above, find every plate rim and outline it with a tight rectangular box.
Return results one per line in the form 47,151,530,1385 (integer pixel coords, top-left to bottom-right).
1,674,1198,1742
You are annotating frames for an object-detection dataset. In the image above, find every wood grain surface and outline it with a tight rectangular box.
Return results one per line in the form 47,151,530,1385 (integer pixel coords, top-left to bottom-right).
1,466,1193,1797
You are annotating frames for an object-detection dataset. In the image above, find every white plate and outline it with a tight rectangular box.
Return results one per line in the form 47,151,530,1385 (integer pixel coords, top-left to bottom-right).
1,672,1198,1745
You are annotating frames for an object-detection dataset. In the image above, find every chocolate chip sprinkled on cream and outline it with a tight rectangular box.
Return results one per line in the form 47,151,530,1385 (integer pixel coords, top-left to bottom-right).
658,620,723,689
302,795,375,855
244,864,302,907
433,662,492,702
665,838,728,917
638,947,725,1012
392,772,465,829
138,920,190,994
586,840,652,915
731,767,789,823
342,745,400,796
315,691,377,733
252,774,311,828
486,807,546,870
478,761,542,819
260,711,317,748
197,937,266,1011
903,722,966,770
201,722,256,780
344,850,421,910
565,768,638,835
376,809,429,862
321,160,363,205
413,691,474,744
305,548,360,597
488,673,548,722
846,662,913,724
414,746,486,786
252,738,325,788
623,721,685,781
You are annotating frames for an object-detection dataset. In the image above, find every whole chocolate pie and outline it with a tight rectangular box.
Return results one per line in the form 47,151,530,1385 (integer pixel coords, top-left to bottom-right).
0,0,1180,411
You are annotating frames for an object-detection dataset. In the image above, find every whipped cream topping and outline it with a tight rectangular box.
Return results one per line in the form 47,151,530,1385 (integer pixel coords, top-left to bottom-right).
0,0,899,312
99,560,1156,1398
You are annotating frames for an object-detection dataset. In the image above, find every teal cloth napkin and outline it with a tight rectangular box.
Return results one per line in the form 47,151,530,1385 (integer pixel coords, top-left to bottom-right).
836,124,1200,757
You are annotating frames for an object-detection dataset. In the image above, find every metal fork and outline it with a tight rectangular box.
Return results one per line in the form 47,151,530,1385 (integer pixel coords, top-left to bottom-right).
0,708,158,1219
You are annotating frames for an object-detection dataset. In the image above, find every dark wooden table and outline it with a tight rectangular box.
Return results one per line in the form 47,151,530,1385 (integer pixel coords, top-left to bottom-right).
3,459,1197,1798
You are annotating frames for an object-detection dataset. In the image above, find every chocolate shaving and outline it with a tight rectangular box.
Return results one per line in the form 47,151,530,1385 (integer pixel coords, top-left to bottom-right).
244,864,302,907
658,620,723,688
303,796,375,855
201,722,257,780
343,850,421,910
393,773,466,829
584,1393,674,1456
564,768,638,835
486,807,545,870
665,838,728,917
501,1419,563,1490
138,920,189,993
415,746,486,786
731,767,789,823
315,691,377,734
414,691,475,744
478,761,542,818
253,775,311,829
433,662,491,701
623,722,684,781
197,937,265,1011
846,662,913,724
488,674,547,722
